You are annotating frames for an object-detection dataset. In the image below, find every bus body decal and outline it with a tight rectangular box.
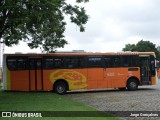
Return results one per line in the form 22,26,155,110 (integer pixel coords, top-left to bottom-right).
50,70,87,90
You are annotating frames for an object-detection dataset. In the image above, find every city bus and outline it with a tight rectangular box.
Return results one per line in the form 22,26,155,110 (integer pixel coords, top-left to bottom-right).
2,52,158,94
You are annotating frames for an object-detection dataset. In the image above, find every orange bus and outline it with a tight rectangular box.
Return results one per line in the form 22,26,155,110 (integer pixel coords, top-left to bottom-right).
2,52,158,94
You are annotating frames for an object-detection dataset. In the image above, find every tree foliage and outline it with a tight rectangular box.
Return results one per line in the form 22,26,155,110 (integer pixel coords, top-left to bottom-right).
122,40,160,58
0,0,89,52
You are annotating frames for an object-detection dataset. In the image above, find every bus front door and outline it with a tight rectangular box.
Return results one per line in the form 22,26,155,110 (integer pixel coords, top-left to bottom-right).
29,58,43,91
140,56,151,85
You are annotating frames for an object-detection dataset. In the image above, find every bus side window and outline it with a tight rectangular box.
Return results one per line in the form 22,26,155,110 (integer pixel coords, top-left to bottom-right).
113,57,121,67
44,58,54,69
88,57,102,68
121,56,131,67
104,57,112,68
7,59,17,70
17,58,26,70
131,56,139,66
79,57,86,68
54,58,64,68
65,58,79,68
29,60,35,70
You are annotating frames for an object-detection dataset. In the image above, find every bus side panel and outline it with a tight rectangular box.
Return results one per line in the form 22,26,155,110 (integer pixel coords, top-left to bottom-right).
87,68,104,89
37,70,43,90
30,70,36,91
104,68,140,88
10,71,29,91
105,68,127,88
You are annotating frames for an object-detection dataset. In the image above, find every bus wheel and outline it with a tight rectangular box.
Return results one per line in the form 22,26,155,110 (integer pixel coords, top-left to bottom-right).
54,82,67,95
127,79,138,91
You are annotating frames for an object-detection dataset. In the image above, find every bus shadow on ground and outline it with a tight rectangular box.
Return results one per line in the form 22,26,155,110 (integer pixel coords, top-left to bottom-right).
67,87,158,95
1,86,157,95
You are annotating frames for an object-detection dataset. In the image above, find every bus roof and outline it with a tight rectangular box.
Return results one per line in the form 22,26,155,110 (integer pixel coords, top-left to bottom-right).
4,52,156,57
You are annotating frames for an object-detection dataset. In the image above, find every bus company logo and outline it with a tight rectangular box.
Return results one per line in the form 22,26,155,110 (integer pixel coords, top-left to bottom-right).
50,70,87,89
1,112,42,118
2,112,11,117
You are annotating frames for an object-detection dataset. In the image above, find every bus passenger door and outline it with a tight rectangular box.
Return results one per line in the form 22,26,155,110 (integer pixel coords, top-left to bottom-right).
29,58,43,91
140,56,151,85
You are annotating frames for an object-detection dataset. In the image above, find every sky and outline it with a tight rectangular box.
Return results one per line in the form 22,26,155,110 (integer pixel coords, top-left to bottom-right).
4,0,160,53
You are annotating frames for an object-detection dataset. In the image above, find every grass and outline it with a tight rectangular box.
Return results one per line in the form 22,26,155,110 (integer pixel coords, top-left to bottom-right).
0,85,120,120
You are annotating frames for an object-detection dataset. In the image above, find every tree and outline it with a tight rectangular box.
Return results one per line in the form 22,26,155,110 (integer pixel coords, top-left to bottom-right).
0,0,89,52
122,40,160,58
122,44,136,51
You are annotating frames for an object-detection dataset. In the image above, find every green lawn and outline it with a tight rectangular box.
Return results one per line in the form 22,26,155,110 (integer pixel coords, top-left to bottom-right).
0,86,120,120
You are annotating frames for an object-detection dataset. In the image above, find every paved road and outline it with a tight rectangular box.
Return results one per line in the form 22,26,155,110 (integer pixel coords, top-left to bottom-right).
66,80,160,120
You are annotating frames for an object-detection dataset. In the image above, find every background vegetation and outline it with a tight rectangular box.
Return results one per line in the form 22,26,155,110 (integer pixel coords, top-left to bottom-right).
122,40,160,59
0,0,89,52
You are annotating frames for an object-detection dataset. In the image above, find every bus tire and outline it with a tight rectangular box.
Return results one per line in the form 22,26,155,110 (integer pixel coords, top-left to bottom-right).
127,78,138,91
54,81,67,95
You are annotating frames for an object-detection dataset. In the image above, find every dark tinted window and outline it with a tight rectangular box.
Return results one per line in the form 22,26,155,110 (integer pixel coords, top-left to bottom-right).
104,56,121,68
44,58,54,69
54,58,64,68
121,56,139,67
7,59,17,70
28,59,42,70
104,55,139,68
104,57,112,67
43,57,64,69
37,60,42,69
121,56,131,67
79,57,86,68
131,56,139,66
64,57,86,68
65,58,78,68
29,59,35,70
17,58,26,70
7,57,27,70
113,57,121,67
44,57,86,69
88,57,103,68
